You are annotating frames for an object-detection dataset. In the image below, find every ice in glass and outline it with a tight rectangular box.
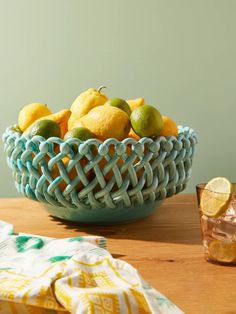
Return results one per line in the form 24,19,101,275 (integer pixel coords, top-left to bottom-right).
196,183,236,265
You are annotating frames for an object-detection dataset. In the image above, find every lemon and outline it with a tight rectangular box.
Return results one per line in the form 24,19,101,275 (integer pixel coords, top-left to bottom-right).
208,240,236,263
18,103,52,132
200,177,232,218
160,115,178,137
68,87,108,130
70,87,108,114
130,105,163,138
68,117,84,130
105,98,131,117
29,120,61,139
24,109,71,138
81,106,130,141
127,98,145,111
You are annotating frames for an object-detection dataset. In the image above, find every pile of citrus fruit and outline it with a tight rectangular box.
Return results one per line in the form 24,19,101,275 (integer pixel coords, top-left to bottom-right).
13,87,180,193
16,86,179,142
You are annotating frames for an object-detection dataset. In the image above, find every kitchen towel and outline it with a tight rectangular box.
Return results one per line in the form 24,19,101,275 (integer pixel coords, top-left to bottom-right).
0,220,183,314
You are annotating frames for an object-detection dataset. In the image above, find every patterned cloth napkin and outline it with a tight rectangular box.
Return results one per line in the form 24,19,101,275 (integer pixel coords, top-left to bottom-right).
0,221,183,314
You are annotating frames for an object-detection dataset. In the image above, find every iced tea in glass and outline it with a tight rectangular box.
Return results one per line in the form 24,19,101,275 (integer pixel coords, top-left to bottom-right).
196,183,236,265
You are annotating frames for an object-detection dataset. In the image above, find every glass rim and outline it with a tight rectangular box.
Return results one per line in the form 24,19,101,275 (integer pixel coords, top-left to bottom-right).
196,183,236,195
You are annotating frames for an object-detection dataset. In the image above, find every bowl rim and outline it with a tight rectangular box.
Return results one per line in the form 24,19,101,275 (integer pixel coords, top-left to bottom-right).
3,124,198,147
2,124,198,211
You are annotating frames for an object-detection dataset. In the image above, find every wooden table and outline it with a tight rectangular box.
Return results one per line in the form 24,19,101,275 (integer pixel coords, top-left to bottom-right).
0,195,235,314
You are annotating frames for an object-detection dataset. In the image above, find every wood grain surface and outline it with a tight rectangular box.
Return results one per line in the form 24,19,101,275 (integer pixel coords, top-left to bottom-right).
0,195,235,314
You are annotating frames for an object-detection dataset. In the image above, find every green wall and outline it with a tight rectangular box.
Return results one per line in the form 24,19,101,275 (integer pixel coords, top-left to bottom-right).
1,0,236,197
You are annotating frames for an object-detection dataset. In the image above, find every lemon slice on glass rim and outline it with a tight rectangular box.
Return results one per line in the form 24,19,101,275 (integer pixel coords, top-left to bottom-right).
208,240,236,263
200,177,232,218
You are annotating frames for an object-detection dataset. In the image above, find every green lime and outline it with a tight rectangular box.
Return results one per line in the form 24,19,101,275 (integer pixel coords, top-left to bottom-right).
29,120,61,139
64,127,94,141
130,105,164,138
105,98,131,117
64,127,95,153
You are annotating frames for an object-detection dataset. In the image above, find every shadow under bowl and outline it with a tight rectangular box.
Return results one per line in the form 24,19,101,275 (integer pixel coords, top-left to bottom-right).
42,200,163,225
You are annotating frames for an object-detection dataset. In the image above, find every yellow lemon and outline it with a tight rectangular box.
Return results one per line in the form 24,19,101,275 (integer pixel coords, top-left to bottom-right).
68,118,84,130
81,106,130,141
18,103,52,132
127,98,145,111
208,240,236,263
160,115,178,137
24,109,71,138
68,87,108,130
200,177,232,218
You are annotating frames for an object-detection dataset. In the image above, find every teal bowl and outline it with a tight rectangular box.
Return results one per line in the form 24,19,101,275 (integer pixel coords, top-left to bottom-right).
2,126,197,224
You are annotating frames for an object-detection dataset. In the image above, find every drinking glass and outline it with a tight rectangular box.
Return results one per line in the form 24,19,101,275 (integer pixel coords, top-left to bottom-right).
196,183,236,265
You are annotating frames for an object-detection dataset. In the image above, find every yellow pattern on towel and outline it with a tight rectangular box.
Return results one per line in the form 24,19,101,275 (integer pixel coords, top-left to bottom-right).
0,220,183,314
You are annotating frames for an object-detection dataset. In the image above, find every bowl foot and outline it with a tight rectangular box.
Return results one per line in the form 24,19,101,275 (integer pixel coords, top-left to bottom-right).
41,200,163,225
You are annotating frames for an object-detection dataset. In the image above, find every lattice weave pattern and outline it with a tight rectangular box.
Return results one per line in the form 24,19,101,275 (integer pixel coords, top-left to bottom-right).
2,126,197,209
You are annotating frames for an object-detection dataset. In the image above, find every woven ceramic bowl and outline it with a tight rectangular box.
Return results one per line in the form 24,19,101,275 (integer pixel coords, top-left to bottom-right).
2,125,197,224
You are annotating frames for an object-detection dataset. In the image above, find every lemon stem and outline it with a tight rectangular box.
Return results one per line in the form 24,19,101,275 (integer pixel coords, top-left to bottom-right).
97,85,106,93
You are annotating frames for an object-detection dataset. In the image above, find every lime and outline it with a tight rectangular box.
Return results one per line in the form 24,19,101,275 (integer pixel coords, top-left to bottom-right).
200,177,232,218
130,104,163,138
64,127,94,141
105,98,131,117
208,240,236,263
29,120,61,139
64,127,95,153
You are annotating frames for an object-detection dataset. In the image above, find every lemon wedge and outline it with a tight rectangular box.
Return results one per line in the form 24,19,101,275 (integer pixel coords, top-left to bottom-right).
208,240,236,263
200,177,232,218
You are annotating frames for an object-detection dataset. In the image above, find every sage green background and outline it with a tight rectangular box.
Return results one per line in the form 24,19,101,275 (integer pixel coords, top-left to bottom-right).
0,0,235,197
